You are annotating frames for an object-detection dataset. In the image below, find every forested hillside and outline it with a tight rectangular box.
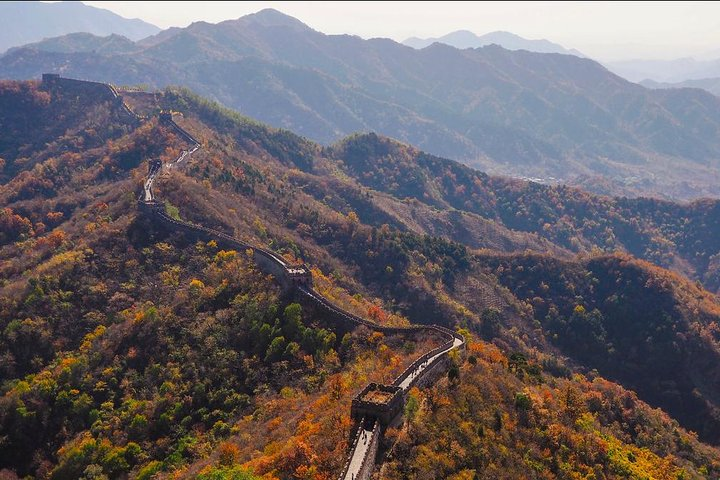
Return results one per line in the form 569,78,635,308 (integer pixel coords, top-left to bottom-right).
2,79,720,478
330,133,720,294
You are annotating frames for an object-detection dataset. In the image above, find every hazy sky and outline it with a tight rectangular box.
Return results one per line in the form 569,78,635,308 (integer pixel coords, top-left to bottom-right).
83,1,720,60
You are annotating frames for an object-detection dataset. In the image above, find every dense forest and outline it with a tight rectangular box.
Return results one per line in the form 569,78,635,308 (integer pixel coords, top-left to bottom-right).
384,340,720,479
330,133,720,294
1,79,720,478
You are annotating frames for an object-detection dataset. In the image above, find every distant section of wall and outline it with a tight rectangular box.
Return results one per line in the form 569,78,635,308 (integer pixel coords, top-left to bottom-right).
41,73,141,123
126,88,465,480
43,74,116,101
160,112,201,145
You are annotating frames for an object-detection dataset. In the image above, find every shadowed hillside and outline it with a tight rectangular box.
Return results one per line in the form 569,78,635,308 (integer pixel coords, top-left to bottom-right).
330,133,720,295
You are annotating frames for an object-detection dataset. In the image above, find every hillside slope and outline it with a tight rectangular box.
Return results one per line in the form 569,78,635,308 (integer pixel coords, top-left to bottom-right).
329,133,720,295
2,79,720,477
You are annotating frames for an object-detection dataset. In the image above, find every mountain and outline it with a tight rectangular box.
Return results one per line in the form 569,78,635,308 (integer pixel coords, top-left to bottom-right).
4,32,140,56
2,78,720,477
4,10,720,201
403,29,584,56
642,77,720,97
0,1,159,53
330,133,720,295
3,10,720,200
606,56,720,83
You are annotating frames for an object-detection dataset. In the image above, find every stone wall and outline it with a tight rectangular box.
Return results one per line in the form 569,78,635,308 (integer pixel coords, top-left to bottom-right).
149,207,294,289
160,113,201,146
356,422,381,480
130,99,465,480
41,73,141,123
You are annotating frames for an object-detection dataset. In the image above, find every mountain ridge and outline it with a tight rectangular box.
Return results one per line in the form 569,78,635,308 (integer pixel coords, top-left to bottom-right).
3,10,720,199
641,76,720,97
403,29,584,57
0,1,160,53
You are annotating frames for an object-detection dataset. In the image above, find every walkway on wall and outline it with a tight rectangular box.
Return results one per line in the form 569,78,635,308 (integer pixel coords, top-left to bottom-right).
342,421,381,480
396,335,464,390
140,113,464,480
118,80,466,480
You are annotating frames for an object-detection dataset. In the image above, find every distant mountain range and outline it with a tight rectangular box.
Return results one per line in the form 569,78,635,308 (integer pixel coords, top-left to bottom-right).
606,57,720,83
641,77,720,97
403,30,584,56
0,1,159,53
3,8,720,200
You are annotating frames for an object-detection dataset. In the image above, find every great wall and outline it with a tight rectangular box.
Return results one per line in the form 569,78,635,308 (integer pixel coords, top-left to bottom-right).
42,74,466,480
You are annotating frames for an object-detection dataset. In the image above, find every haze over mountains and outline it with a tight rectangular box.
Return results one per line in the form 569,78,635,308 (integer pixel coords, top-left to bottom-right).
401,30,720,99
0,1,160,53
606,56,720,84
403,30,584,57
642,77,720,97
3,9,720,200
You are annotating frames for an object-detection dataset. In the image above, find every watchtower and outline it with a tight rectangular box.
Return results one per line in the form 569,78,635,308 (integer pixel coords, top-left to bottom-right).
350,383,404,426
42,73,60,85
286,264,313,287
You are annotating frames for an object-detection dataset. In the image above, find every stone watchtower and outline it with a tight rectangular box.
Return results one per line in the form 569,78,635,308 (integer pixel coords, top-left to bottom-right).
149,159,163,174
286,264,313,287
42,73,60,85
350,383,404,426
159,111,173,123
